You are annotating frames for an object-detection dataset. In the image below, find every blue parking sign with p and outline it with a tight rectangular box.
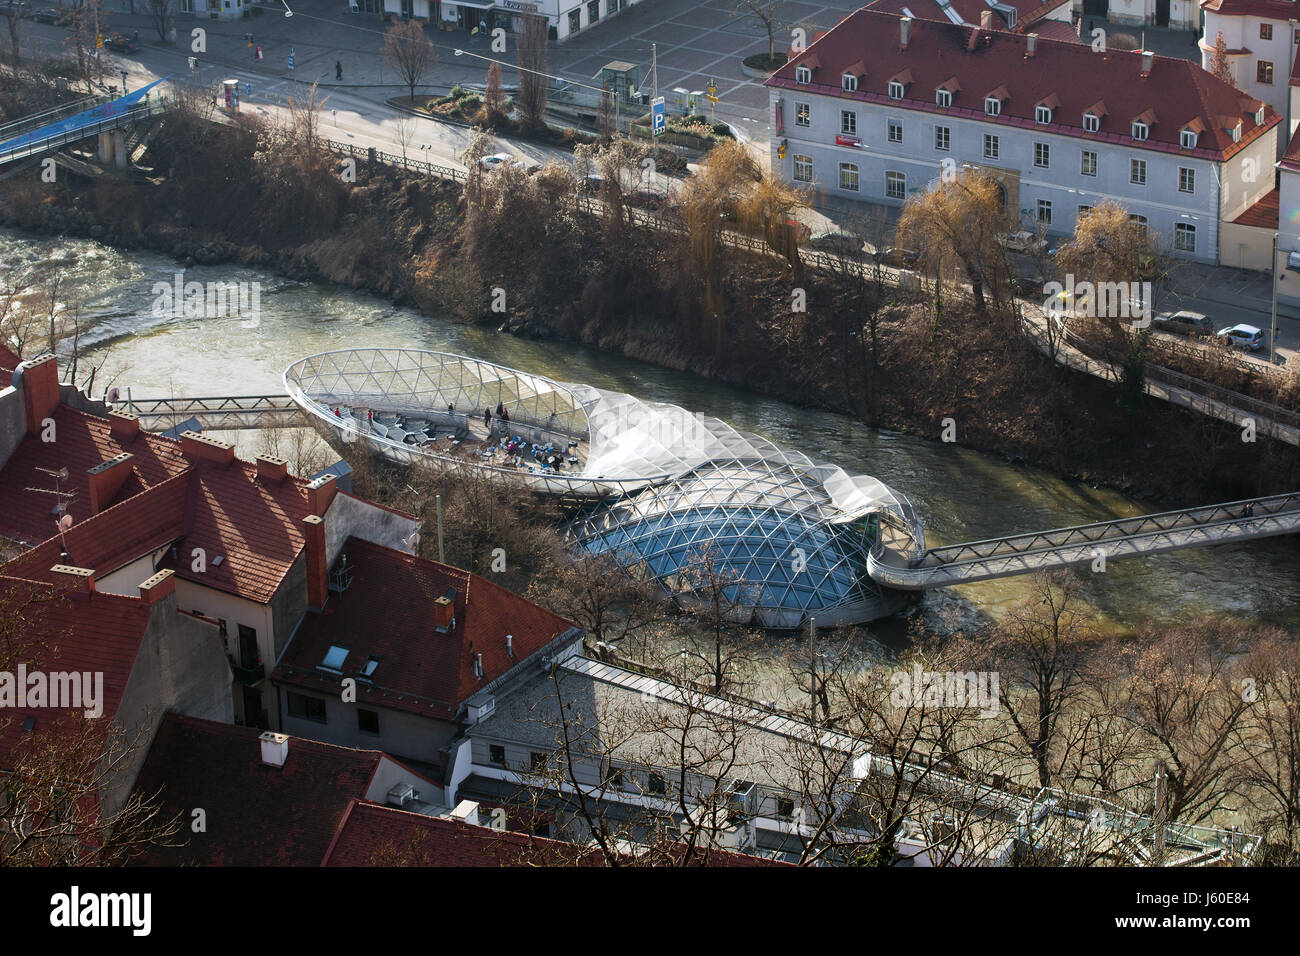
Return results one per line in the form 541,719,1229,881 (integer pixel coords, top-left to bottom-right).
652,96,665,136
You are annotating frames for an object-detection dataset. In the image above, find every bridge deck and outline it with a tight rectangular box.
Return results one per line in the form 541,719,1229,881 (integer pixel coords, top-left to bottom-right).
868,492,1300,589
126,394,307,432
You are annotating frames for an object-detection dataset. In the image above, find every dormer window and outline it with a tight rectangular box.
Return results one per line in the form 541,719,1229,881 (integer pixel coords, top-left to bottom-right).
843,73,858,92
888,80,904,100
1083,113,1100,132
1232,122,1243,142
985,96,1002,116
796,65,812,85
1256,107,1266,125
1180,129,1197,149
937,88,952,108
1035,105,1052,124
1131,120,1148,141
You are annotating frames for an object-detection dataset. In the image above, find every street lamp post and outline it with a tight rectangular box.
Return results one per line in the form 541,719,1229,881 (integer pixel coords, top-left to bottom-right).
1271,232,1281,365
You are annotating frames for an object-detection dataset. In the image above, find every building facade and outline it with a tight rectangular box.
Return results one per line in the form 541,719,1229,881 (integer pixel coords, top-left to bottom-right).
767,11,1280,263
377,0,641,41
1200,0,1300,153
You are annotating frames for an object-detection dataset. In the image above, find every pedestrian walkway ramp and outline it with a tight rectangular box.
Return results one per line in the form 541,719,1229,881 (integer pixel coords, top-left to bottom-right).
0,79,172,167
867,492,1300,589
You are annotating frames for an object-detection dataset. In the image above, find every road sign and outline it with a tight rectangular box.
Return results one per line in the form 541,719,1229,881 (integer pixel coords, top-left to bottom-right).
288,47,295,70
706,94,718,103
651,95,665,137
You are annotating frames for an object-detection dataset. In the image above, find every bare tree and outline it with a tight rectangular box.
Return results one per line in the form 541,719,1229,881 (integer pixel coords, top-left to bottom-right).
394,115,415,161
1234,630,1300,862
149,0,172,43
1209,31,1233,84
483,61,507,125
516,13,548,130
525,551,664,656
3,0,22,64
734,0,785,63
381,19,436,104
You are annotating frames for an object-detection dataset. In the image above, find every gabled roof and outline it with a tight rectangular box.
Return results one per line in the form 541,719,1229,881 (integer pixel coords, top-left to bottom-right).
130,714,393,866
272,537,577,719
865,0,1071,29
322,800,595,866
0,575,150,767
1202,0,1300,18
1230,187,1279,228
0,406,189,546
2,458,318,605
1282,124,1300,170
769,9,1281,162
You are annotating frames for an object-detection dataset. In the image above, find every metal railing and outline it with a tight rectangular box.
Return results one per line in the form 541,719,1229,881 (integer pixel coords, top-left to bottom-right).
125,393,307,430
0,98,173,166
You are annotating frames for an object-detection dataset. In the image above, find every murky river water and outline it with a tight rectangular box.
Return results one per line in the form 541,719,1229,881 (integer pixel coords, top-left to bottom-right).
4,228,1297,635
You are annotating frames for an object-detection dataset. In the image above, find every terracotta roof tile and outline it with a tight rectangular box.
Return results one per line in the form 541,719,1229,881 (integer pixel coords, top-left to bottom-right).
770,10,1281,162
130,714,387,866
0,576,150,768
1231,187,1280,227
272,538,578,718
0,406,188,546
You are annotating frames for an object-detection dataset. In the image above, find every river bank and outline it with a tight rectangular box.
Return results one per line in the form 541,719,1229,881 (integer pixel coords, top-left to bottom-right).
1,96,1297,510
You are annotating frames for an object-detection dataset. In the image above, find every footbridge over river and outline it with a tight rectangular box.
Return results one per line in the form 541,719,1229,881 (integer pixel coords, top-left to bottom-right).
866,492,1300,590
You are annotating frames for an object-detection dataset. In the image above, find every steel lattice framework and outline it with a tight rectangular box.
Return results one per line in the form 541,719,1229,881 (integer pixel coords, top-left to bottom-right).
285,349,925,629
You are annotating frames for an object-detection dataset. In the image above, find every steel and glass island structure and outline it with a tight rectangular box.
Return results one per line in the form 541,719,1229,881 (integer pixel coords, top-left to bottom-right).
285,348,925,628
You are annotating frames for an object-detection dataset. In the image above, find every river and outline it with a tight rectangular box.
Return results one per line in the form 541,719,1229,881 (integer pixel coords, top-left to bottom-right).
3,228,1297,635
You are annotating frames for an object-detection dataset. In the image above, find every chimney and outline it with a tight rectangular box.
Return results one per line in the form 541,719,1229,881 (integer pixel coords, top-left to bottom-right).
980,9,994,28
259,731,289,768
433,595,455,633
108,410,141,441
303,514,328,609
17,354,60,437
899,15,911,48
180,430,235,467
138,568,176,605
1141,50,1154,75
306,473,338,517
50,564,95,593
87,452,134,514
1026,33,1038,56
451,799,481,826
256,455,289,483
506,634,514,658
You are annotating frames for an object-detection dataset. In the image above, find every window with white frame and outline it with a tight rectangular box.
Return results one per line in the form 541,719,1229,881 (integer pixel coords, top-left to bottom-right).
1232,122,1242,141
888,80,904,99
1035,105,1052,124
1034,142,1050,168
1130,214,1148,233
888,118,903,143
1083,112,1100,132
839,162,859,191
1178,167,1195,193
841,110,857,135
1037,199,1052,225
1258,60,1274,85
1174,222,1196,253
1131,120,1148,140
843,73,858,92
1131,158,1146,185
886,170,906,199
935,125,950,150
1077,205,1092,219
1257,107,1266,124
793,154,813,183
985,95,1001,116
936,88,952,107
1180,129,1197,148
984,133,999,159
1080,149,1097,176
795,102,810,127
795,65,811,84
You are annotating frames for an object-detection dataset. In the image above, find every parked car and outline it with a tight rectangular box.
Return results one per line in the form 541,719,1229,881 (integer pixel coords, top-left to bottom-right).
1153,310,1214,338
626,188,668,210
1010,275,1045,297
105,33,140,53
807,231,865,257
1217,324,1263,351
477,152,515,170
875,247,920,267
1000,231,1047,255
30,7,61,23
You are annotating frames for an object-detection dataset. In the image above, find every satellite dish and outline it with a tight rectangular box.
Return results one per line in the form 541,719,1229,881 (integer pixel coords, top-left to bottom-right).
106,386,120,403
403,532,420,554
58,514,73,531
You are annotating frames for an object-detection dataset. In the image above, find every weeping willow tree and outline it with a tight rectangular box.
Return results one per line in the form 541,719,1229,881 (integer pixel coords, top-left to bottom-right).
674,139,807,356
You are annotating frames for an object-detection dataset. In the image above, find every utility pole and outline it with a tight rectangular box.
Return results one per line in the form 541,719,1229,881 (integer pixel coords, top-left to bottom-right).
651,42,658,170
435,493,446,563
808,616,817,724
1270,232,1280,365
1152,764,1167,866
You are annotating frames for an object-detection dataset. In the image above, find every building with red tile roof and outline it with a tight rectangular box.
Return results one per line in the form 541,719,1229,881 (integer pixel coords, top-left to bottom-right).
1201,0,1300,156
767,10,1279,260
0,570,233,817
130,714,444,866
273,536,581,767
865,0,1073,33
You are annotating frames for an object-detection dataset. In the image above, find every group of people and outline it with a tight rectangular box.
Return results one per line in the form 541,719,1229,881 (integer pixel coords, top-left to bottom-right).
483,402,510,428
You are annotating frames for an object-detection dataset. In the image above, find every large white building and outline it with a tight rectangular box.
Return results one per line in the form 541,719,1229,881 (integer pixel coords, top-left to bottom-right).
373,0,639,41
1200,0,1300,152
766,9,1280,263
